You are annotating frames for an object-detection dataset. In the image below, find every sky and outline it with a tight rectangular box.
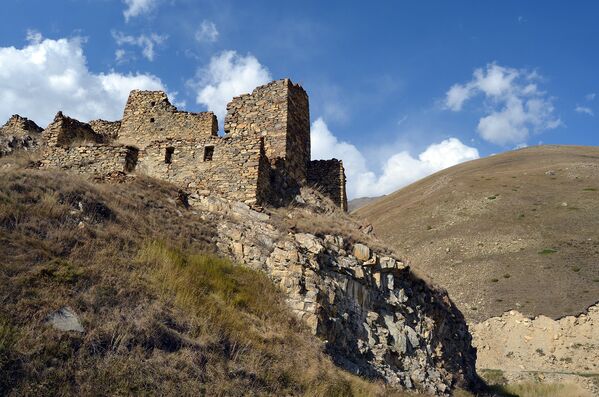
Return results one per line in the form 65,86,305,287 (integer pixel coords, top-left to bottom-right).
1,1,598,199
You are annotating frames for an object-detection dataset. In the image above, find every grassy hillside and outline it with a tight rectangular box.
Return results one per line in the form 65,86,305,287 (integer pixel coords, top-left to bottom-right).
356,145,599,323
0,158,408,396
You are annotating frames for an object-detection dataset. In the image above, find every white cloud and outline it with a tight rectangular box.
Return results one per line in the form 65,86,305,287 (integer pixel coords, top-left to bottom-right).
123,0,158,21
585,93,596,101
193,50,272,122
195,20,219,43
112,31,167,61
445,63,561,146
575,105,594,116
0,33,165,126
311,118,479,198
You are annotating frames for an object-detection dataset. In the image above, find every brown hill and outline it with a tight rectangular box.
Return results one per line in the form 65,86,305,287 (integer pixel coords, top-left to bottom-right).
355,145,599,323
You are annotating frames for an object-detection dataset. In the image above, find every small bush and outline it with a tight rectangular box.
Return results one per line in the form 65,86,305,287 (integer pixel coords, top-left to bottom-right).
538,249,558,255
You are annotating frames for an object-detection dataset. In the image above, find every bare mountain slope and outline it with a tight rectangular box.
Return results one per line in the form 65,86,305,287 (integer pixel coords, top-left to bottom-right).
355,145,599,323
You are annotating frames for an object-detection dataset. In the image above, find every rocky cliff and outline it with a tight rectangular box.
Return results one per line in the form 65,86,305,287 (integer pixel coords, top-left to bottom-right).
186,188,480,395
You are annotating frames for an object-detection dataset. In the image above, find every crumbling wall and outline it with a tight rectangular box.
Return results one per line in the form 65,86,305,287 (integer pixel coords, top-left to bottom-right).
224,79,310,183
89,119,121,141
119,90,218,148
137,135,268,205
44,112,105,147
0,115,43,156
40,144,136,175
308,159,348,211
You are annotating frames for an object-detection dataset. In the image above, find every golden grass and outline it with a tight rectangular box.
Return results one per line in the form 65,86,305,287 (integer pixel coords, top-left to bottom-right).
139,241,413,397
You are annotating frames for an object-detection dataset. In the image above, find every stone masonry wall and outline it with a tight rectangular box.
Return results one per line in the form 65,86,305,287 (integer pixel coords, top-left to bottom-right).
285,80,310,183
308,159,348,211
44,112,105,148
89,119,121,141
5,78,347,211
118,90,218,149
0,115,43,156
39,144,135,175
136,135,268,205
224,79,310,183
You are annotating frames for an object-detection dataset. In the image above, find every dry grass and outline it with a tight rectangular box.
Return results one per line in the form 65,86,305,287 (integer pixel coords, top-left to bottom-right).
269,188,395,257
0,160,413,396
490,382,592,397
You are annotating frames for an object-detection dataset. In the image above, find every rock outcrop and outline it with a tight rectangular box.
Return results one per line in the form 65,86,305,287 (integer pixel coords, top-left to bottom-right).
472,304,599,395
187,189,480,395
0,115,43,156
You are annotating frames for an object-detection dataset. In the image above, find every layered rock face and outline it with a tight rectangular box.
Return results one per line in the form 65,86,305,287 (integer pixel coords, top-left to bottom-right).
0,115,43,156
188,189,479,395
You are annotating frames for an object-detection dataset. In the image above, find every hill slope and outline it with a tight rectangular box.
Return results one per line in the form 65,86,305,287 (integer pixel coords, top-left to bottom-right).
356,145,599,323
0,162,409,396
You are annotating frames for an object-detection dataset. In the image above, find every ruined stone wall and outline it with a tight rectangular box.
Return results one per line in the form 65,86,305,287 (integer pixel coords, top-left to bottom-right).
0,115,43,156
224,79,310,183
89,119,121,141
308,159,348,211
44,112,105,148
137,135,268,205
39,144,136,175
118,90,218,149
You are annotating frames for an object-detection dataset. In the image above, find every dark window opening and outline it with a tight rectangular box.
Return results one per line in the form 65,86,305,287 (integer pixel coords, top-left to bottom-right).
150,117,155,123
165,147,174,164
125,146,139,172
150,101,156,107
203,146,215,161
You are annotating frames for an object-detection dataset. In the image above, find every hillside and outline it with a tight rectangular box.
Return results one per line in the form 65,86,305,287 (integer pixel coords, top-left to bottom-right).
355,145,599,323
348,196,383,212
0,158,414,396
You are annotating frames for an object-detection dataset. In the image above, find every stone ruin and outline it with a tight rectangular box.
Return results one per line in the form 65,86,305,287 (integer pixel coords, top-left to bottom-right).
0,78,348,210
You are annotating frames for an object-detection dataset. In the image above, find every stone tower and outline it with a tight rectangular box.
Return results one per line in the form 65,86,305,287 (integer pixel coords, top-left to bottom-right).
224,79,310,183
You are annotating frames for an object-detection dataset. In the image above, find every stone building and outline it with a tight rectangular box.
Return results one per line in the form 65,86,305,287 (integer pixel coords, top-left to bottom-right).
23,78,347,209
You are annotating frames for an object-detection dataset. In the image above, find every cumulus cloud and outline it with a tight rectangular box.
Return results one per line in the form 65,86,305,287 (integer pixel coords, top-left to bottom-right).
311,118,479,198
586,93,596,101
193,50,272,122
445,63,561,146
113,31,167,61
123,0,158,21
575,105,594,116
0,33,165,126
195,20,219,43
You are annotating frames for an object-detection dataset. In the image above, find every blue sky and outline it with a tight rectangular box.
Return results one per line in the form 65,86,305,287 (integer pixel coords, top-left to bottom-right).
1,1,598,198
